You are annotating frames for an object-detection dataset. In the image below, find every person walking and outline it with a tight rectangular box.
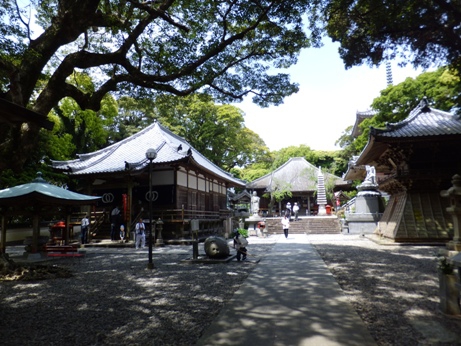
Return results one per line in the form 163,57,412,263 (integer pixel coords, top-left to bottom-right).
135,218,146,249
293,202,300,221
281,215,290,239
81,213,89,244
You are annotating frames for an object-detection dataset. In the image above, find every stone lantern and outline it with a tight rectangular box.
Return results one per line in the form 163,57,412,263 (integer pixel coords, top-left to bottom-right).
440,174,461,251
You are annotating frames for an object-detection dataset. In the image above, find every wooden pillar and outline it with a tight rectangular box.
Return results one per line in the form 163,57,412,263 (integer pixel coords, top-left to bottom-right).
1,214,6,254
127,180,133,240
65,212,71,245
31,212,40,253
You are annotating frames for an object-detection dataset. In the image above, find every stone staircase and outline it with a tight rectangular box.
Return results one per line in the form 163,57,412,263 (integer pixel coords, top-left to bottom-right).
263,217,341,235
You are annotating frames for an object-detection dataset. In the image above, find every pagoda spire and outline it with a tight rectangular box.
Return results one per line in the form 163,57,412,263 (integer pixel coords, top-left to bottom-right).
317,167,327,215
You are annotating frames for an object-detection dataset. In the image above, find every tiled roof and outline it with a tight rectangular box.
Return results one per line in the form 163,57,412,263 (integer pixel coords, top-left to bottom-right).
371,99,461,138
51,121,244,187
246,157,348,192
352,109,377,137
355,99,461,167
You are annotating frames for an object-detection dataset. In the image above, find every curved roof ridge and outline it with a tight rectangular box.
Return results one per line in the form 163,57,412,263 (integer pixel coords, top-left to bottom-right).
384,98,430,131
78,121,158,160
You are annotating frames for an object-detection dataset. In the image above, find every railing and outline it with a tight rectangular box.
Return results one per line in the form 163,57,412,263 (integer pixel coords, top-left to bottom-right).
90,211,106,234
153,208,233,222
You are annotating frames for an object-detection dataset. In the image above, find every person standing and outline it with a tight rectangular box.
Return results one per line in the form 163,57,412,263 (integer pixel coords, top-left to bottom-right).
281,215,290,239
293,202,300,221
110,206,121,241
135,218,146,249
81,213,89,244
285,202,292,219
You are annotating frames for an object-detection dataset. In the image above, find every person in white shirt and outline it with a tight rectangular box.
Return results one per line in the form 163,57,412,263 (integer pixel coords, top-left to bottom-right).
293,202,300,221
81,214,89,244
135,218,146,249
281,215,290,238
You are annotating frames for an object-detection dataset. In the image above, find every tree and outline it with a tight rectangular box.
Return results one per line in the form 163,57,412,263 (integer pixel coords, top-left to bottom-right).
47,73,119,160
310,0,461,71
350,67,460,153
262,178,293,216
0,0,315,171
146,94,272,170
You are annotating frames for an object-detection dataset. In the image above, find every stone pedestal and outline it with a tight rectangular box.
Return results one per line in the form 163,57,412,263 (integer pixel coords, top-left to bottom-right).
439,272,461,315
245,216,263,236
240,217,268,237
318,205,326,216
345,181,382,235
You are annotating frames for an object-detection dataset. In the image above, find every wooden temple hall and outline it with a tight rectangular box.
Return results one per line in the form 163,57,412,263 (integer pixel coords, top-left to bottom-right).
51,121,245,241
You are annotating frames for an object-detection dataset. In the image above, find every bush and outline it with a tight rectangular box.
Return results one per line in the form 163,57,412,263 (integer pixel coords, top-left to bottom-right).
237,228,249,238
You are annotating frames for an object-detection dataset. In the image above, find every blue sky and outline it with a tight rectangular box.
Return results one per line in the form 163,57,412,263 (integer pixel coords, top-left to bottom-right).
236,38,428,151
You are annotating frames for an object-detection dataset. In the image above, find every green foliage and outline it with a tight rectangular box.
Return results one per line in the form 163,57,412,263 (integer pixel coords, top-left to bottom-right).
371,67,459,123
235,167,271,183
310,0,461,73
46,74,119,160
237,229,249,238
272,145,316,168
263,178,293,214
1,0,318,173
338,67,461,154
438,256,454,275
2,0,316,114
134,93,273,170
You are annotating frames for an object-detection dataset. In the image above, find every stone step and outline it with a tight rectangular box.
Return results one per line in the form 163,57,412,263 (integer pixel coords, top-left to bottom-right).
263,217,341,234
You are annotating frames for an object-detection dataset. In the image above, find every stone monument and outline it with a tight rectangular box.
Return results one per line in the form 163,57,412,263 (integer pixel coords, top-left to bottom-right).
204,236,230,259
345,165,383,234
250,191,260,218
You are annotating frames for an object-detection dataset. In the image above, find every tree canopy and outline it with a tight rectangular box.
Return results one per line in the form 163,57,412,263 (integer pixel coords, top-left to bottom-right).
237,144,345,183
336,67,461,155
138,94,272,170
310,0,461,72
0,0,318,172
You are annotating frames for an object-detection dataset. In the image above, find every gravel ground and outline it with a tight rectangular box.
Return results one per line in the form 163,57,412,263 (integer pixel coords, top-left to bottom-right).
1,235,461,345
308,234,461,346
0,239,275,346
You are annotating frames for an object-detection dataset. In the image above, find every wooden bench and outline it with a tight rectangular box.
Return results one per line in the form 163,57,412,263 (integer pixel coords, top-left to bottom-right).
45,245,84,258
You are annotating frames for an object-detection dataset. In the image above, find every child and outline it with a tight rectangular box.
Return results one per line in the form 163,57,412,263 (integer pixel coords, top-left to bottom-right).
119,224,125,243
233,230,248,261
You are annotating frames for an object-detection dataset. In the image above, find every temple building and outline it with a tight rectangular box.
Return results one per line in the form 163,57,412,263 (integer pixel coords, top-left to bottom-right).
245,157,349,216
346,99,461,242
51,120,245,240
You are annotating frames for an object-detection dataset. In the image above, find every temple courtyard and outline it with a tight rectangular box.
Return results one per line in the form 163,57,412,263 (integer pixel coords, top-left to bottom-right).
1,234,460,345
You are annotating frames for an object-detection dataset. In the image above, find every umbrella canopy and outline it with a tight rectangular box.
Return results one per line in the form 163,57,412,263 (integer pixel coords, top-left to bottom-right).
0,172,101,207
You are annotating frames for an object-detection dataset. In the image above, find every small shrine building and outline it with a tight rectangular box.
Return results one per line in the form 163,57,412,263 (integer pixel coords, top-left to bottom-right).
347,99,461,242
245,157,349,216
